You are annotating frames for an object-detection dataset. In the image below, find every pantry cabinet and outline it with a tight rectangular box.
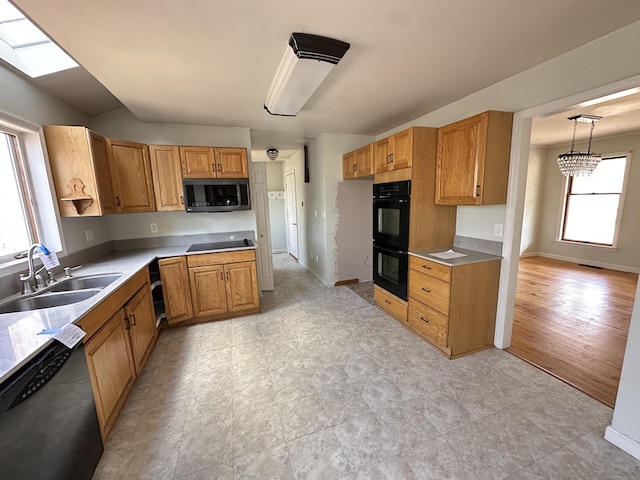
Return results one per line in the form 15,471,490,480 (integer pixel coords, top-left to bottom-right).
149,145,184,211
43,126,117,216
435,110,513,205
180,146,248,179
342,144,373,179
158,256,193,324
407,255,500,358
187,249,260,319
107,138,156,213
79,269,157,441
373,128,414,174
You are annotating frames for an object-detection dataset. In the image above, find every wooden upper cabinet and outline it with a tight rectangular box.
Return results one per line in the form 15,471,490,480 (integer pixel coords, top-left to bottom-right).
373,128,414,174
43,125,116,216
435,110,513,206
215,147,248,178
179,146,215,178
149,145,184,211
158,256,193,324
107,138,156,213
342,144,373,180
179,146,248,179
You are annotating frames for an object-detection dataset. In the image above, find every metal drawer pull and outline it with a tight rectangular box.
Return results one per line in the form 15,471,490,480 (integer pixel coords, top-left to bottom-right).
421,265,431,270
421,287,431,293
419,316,430,323
384,299,391,304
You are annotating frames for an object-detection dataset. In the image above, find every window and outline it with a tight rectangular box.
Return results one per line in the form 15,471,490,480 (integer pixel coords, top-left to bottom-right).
561,155,628,246
0,129,37,262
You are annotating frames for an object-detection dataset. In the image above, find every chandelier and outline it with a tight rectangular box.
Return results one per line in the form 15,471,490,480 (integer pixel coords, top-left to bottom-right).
556,114,602,177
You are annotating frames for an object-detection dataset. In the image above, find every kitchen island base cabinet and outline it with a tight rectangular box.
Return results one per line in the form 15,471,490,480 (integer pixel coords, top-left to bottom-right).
408,256,501,358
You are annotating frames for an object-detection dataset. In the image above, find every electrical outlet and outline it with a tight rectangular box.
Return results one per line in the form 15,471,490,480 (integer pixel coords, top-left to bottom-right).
321,210,326,220
150,223,158,233
84,229,94,242
494,223,504,237
314,210,318,218
310,250,313,258
315,254,319,263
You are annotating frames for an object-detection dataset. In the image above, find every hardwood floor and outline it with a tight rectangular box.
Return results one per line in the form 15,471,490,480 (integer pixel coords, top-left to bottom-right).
507,256,638,407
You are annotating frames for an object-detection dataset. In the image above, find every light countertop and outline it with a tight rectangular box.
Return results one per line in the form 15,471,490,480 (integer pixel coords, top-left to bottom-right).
0,242,256,384
410,246,502,267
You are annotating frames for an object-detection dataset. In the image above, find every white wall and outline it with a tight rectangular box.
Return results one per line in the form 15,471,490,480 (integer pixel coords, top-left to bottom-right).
265,162,286,252
90,107,256,240
520,147,546,254
0,63,112,256
532,133,640,270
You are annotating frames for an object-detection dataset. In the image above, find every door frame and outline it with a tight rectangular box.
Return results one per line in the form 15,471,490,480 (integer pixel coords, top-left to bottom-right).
495,74,640,349
284,169,299,259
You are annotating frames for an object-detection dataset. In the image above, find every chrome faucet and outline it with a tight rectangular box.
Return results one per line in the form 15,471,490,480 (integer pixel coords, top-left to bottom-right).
19,243,45,295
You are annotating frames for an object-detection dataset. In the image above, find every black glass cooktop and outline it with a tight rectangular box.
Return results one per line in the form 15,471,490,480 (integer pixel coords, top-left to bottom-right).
186,239,251,252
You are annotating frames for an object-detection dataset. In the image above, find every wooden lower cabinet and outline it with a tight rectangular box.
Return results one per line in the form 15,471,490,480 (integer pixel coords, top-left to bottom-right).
84,309,136,442
407,255,501,358
187,250,260,319
158,256,193,324
78,269,158,441
373,285,408,323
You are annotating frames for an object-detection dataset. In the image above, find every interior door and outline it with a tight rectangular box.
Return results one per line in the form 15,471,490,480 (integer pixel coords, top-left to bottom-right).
285,171,299,259
251,162,274,290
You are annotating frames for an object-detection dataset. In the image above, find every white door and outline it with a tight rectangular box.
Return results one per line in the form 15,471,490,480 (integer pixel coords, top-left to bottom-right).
285,171,299,259
251,162,274,290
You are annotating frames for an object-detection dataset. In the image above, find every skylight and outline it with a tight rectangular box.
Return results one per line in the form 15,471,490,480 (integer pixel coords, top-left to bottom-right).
0,0,77,77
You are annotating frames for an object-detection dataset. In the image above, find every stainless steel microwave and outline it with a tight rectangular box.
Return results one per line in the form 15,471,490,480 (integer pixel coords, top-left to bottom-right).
183,178,251,212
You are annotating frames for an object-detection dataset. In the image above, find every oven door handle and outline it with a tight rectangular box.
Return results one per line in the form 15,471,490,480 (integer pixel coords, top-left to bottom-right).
374,245,407,255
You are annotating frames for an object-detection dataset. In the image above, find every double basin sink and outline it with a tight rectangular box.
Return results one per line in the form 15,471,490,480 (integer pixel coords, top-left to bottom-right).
0,273,122,314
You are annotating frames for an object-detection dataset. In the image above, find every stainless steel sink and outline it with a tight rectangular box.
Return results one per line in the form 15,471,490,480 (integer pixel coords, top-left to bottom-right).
0,289,102,314
49,273,122,292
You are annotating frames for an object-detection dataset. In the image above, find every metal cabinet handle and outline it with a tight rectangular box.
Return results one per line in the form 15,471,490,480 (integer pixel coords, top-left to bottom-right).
100,195,105,207
226,271,230,280
130,313,136,327
384,299,391,304
422,265,431,270
211,163,216,172
217,163,221,172
220,271,224,280
124,317,131,330
180,195,184,205
421,287,431,293
476,185,481,197
115,196,121,207
389,153,394,163
419,315,430,323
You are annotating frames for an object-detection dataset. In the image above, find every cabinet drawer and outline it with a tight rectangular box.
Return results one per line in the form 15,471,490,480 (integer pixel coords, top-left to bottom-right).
408,300,448,347
374,285,407,323
409,256,450,282
187,249,255,267
409,270,450,315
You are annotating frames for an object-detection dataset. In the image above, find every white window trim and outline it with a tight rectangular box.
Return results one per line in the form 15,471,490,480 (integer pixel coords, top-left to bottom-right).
555,150,632,249
0,111,66,277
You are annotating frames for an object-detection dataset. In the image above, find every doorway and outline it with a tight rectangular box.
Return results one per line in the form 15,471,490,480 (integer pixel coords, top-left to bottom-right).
496,76,640,407
284,170,299,259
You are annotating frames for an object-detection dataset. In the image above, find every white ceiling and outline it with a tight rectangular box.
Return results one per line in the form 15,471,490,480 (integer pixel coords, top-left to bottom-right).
10,0,640,150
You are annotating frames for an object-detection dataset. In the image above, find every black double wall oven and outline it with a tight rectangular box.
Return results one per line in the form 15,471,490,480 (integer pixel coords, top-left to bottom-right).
373,180,410,300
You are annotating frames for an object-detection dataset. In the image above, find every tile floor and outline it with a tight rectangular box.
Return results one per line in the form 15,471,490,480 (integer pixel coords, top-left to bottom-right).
92,253,640,480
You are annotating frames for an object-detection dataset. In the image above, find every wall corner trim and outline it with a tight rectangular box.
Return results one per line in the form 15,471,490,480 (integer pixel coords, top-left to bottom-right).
604,425,640,461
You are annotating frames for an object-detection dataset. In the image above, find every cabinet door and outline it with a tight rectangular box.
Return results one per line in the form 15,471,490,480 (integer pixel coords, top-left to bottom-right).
373,136,392,174
215,147,248,178
354,144,374,177
89,131,117,214
391,129,413,170
159,256,193,324
225,261,260,312
435,114,487,205
342,151,356,179
84,308,136,438
125,285,158,375
179,146,216,178
149,145,184,211
108,138,156,213
189,265,227,317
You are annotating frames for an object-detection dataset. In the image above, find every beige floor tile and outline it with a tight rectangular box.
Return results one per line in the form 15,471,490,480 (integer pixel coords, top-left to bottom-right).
233,443,295,480
286,428,354,480
173,420,233,478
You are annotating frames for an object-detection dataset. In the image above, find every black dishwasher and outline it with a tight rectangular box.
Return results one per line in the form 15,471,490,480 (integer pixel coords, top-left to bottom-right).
0,341,103,479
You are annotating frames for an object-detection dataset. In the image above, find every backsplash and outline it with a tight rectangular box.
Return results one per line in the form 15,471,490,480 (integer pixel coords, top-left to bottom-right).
454,235,503,256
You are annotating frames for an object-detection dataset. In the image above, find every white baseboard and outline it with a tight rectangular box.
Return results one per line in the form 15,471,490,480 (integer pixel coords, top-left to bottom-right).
297,260,329,287
271,249,287,254
519,252,639,274
605,425,640,460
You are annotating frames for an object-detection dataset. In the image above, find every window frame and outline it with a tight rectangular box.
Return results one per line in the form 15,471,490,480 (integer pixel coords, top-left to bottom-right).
0,112,64,275
558,152,631,248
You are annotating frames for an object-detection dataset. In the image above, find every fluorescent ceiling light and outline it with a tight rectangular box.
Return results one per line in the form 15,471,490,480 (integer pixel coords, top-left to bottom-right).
578,87,640,107
264,32,350,117
0,0,77,77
